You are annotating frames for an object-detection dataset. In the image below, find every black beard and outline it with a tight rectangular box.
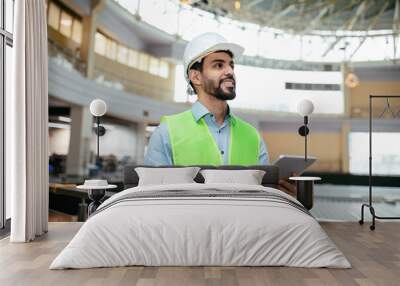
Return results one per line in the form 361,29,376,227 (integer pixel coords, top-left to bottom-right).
204,77,236,101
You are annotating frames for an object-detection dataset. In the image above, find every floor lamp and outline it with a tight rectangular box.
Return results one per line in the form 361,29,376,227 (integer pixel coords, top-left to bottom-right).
290,99,320,210
77,99,116,218
90,99,107,164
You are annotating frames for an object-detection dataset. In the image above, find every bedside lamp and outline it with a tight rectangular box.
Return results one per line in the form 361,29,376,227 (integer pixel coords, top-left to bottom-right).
297,99,314,161
90,99,107,164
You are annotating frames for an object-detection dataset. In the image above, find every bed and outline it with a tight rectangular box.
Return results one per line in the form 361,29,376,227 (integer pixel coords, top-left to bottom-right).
50,165,351,269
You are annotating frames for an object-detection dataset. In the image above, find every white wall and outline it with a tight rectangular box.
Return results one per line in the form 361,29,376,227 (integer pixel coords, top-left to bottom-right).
90,123,138,161
49,128,71,155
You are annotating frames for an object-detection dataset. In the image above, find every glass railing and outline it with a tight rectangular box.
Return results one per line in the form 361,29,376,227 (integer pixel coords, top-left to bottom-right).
48,39,86,75
93,66,174,100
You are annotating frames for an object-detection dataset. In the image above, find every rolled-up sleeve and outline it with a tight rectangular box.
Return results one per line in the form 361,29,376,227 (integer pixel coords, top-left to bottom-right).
144,123,173,165
258,137,270,165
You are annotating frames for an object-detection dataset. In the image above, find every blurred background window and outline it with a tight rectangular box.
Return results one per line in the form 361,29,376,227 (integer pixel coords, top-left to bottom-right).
48,2,60,31
95,32,106,56
349,132,400,176
59,11,73,38
71,20,82,44
149,57,159,76
106,39,117,60
138,53,149,71
159,61,169,79
128,49,139,69
2,0,15,228
117,45,128,64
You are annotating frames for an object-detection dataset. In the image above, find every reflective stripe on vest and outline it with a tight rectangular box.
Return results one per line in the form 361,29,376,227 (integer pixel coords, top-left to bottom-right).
161,110,260,166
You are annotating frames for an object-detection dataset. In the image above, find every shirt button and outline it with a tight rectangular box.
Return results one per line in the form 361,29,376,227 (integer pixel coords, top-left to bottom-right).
221,150,224,155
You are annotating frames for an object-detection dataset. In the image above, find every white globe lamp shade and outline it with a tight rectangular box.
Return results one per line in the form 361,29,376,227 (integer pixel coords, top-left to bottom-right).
297,99,314,116
90,99,107,117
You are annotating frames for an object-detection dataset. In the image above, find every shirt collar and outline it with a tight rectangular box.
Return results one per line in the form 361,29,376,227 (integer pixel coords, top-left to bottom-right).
191,100,236,126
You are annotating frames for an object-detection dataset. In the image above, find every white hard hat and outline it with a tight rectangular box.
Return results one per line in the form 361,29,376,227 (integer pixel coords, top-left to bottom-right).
183,32,244,83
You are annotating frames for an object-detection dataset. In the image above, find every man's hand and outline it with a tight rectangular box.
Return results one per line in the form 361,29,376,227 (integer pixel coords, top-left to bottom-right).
278,172,298,197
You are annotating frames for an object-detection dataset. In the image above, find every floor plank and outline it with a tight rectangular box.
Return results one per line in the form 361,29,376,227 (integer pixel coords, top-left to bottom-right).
0,222,399,286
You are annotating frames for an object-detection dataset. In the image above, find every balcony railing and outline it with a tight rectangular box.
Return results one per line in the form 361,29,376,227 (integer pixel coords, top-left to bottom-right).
48,39,87,75
93,66,174,101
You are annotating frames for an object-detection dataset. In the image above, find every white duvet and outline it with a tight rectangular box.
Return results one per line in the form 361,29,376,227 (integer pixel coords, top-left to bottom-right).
50,183,351,269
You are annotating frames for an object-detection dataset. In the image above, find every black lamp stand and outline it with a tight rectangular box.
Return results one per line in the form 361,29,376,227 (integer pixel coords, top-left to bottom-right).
88,116,107,217
294,115,318,210
94,116,106,165
298,116,310,161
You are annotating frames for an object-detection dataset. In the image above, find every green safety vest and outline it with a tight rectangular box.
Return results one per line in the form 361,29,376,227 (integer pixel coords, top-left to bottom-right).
161,110,260,166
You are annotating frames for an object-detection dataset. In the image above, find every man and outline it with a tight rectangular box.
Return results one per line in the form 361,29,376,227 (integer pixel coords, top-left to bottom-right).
144,32,296,196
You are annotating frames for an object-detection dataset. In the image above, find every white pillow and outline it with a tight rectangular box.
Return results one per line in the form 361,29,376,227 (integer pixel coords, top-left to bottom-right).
135,167,200,186
200,169,266,185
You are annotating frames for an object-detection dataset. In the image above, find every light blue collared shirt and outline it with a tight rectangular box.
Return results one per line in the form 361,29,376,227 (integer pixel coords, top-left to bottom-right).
144,101,269,165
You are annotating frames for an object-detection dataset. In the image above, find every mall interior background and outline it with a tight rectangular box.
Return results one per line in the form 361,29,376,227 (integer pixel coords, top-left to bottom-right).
3,0,400,223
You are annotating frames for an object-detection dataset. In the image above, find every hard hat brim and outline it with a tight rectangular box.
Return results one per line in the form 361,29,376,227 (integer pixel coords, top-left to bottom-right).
186,42,244,80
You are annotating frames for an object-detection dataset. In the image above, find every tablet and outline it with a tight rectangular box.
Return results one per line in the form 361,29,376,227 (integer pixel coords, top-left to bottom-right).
273,155,317,180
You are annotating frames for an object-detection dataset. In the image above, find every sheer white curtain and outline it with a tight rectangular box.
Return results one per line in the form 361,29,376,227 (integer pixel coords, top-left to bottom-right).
8,0,48,242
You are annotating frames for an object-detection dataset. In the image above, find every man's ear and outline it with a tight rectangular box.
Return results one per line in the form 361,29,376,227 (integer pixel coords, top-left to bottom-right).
189,69,202,88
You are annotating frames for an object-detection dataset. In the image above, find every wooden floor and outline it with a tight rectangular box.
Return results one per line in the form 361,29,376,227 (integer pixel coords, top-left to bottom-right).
0,222,399,286
48,210,78,222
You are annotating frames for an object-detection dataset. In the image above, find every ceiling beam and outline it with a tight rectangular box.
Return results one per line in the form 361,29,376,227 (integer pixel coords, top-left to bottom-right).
349,1,389,60
266,3,296,26
393,0,400,61
394,0,400,32
197,0,397,37
294,0,358,31
320,1,390,60
371,0,390,29
245,0,264,9
346,0,370,30
349,37,368,60
301,3,334,34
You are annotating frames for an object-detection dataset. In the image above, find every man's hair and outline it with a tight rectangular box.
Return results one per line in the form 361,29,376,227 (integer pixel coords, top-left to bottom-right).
188,50,233,94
